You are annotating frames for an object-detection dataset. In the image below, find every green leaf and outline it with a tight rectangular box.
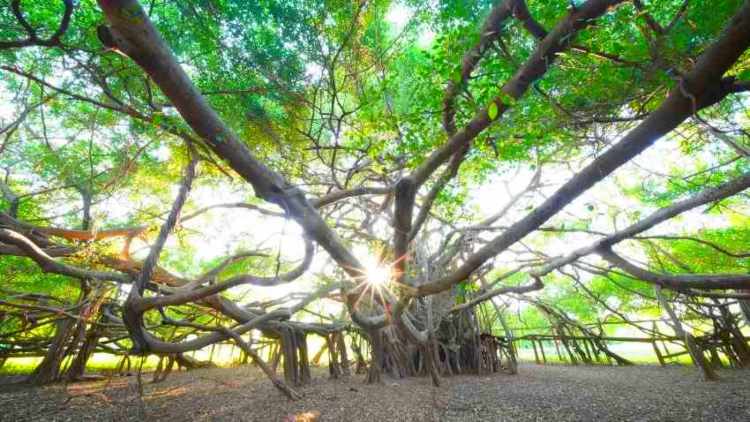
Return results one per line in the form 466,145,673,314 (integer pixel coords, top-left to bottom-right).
487,102,498,120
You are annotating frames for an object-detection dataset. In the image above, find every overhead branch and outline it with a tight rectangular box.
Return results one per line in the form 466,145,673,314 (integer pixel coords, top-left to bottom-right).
442,0,556,135
312,185,392,208
636,235,750,259
409,144,469,240
531,171,750,277
37,226,148,242
415,0,625,188
0,228,129,283
140,238,314,310
124,155,198,353
181,202,284,221
599,247,750,290
0,0,74,50
97,0,365,283
393,176,416,285
442,0,516,136
450,269,541,312
414,0,750,296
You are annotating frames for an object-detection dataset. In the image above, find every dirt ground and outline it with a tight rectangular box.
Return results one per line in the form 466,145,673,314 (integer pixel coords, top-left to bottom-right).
1,364,748,421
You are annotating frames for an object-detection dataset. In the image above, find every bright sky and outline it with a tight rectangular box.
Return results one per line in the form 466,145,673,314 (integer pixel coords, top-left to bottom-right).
386,1,435,47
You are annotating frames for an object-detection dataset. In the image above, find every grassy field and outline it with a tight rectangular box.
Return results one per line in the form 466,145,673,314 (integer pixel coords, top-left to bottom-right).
2,340,699,377
0,354,165,376
1,336,333,376
514,340,696,366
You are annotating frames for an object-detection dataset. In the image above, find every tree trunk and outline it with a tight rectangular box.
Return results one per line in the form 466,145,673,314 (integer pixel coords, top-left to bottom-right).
64,326,100,381
656,287,718,381
366,329,383,384
28,317,77,385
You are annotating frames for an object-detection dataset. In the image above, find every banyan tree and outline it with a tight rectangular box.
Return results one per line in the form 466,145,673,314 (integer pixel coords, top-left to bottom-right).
1,0,750,398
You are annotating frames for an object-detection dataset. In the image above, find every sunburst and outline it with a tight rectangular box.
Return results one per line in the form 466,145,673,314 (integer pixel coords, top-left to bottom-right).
364,262,391,287
347,257,400,315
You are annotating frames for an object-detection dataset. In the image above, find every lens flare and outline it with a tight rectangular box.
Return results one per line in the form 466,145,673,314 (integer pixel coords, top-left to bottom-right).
365,264,390,287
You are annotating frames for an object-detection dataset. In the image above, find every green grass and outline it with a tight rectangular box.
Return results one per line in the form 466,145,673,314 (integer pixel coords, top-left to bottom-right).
0,354,162,376
0,357,40,375
2,338,721,377
0,342,262,376
514,341,698,366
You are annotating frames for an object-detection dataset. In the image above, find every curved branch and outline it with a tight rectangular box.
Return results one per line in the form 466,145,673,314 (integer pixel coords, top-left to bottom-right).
97,0,365,282
140,237,315,310
442,0,516,135
415,2,750,296
598,247,750,290
637,234,750,258
37,226,147,242
415,0,626,187
409,145,468,240
312,185,392,208
0,228,129,283
181,202,283,221
124,155,198,352
0,0,74,50
451,270,542,312
532,171,750,277
143,308,290,354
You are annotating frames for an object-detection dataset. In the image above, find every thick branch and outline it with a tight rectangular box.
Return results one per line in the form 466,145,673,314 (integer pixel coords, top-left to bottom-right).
415,1,750,296
0,229,129,283
96,0,364,281
532,171,750,277
599,247,750,290
414,0,625,187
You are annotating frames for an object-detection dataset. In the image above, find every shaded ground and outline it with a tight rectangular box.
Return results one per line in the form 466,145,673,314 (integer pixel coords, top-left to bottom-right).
444,365,750,421
0,364,748,421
